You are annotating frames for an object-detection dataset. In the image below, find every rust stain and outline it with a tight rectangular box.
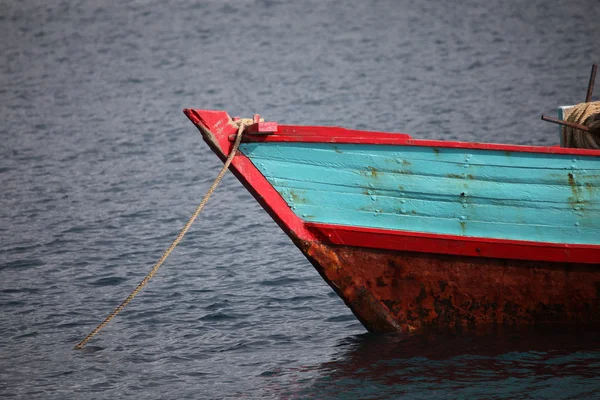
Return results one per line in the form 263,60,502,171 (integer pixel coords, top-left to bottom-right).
438,280,448,292
302,242,401,332
376,277,388,287
550,172,600,180
566,173,590,211
568,173,577,194
585,182,595,197
447,173,475,180
360,166,380,178
433,148,440,155
298,241,600,333
288,190,308,204
402,160,411,166
367,166,379,177
333,146,343,154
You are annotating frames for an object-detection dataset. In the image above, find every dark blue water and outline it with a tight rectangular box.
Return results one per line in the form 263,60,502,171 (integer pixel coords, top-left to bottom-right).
1,0,600,398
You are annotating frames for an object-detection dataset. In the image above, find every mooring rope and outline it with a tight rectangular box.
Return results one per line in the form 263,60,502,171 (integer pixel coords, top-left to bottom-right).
74,120,247,350
561,101,600,149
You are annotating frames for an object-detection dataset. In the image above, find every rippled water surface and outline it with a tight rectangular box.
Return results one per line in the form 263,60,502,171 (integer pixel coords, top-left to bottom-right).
1,0,600,398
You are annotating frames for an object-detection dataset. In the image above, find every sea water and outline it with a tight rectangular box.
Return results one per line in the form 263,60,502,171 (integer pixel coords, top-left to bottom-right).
1,0,599,398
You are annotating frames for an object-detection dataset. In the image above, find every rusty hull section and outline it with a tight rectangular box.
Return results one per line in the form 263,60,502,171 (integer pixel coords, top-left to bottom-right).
298,240,600,333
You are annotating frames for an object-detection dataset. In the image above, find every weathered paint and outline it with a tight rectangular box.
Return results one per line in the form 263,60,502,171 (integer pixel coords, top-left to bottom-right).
240,142,600,245
307,223,600,264
185,109,600,332
184,109,600,263
301,240,600,332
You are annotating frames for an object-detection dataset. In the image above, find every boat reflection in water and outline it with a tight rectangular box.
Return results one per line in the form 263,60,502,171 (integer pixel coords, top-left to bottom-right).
263,326,600,398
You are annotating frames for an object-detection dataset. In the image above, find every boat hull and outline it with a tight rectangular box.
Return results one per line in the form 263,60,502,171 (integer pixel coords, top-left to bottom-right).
300,239,600,332
184,109,600,333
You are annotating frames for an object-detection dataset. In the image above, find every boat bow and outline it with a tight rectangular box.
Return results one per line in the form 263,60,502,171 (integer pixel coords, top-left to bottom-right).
185,109,600,333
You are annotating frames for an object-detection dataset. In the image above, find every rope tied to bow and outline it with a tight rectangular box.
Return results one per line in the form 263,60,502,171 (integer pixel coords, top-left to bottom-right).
74,119,248,349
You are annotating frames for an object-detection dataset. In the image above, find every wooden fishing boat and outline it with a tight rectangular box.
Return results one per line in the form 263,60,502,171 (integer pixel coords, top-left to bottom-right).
184,109,600,333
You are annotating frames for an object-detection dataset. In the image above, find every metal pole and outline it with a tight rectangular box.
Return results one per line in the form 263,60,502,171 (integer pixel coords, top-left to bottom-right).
541,115,589,131
585,64,598,102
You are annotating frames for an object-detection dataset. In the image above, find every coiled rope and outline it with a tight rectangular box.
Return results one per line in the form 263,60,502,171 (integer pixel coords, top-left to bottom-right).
74,120,247,349
561,101,600,149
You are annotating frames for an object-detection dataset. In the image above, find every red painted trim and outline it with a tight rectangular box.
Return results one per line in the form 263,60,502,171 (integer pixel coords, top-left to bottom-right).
305,223,600,264
240,126,600,157
275,126,412,139
184,109,600,265
183,109,319,243
245,121,278,134
231,155,320,241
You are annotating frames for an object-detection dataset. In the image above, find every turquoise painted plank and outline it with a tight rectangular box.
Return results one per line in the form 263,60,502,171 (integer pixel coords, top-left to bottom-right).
242,142,600,171
250,147,600,186
240,142,600,245
293,205,600,245
270,177,599,216
254,159,600,208
271,180,600,228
